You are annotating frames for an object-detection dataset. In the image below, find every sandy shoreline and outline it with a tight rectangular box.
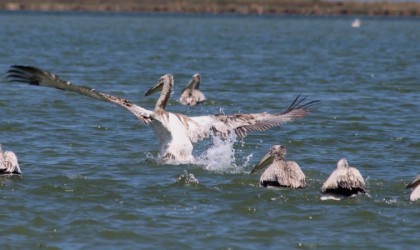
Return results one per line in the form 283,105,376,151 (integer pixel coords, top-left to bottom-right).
1,0,420,16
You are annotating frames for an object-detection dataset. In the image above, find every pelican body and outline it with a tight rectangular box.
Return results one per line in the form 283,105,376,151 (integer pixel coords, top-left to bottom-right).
406,175,420,201
6,65,319,164
321,158,365,200
179,73,206,106
250,145,306,188
0,145,21,176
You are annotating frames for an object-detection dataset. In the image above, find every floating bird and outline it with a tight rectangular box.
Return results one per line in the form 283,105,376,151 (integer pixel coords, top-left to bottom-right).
321,158,365,200
351,18,361,28
6,65,319,164
179,73,206,106
250,145,306,188
406,175,420,202
0,145,22,176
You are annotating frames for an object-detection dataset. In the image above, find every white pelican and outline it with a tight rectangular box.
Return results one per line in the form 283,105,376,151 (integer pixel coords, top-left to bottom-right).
0,145,22,176
179,73,206,106
406,175,420,202
321,158,365,200
351,18,361,28
250,145,306,188
6,65,319,164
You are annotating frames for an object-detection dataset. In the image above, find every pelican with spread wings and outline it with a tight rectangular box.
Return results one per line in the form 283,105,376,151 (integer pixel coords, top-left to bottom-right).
6,65,319,164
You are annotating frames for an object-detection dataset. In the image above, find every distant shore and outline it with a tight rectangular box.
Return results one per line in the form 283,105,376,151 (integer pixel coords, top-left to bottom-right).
1,0,420,16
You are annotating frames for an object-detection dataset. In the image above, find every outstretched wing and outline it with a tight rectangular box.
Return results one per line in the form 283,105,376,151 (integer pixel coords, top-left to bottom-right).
6,65,153,124
184,95,319,142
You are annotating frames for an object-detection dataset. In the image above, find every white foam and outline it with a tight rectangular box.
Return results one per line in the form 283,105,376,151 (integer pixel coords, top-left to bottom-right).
194,135,252,173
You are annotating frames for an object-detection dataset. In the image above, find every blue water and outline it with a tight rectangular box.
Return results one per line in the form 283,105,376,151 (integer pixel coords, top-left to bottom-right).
1,12,419,249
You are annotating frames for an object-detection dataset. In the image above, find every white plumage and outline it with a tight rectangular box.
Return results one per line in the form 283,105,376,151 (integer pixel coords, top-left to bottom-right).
406,175,420,202
0,145,21,176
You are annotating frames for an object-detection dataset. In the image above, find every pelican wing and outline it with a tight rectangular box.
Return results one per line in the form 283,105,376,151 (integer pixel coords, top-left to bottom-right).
187,96,319,142
410,186,420,201
321,167,365,192
6,65,153,124
321,169,342,191
0,150,21,175
344,167,366,190
276,161,306,188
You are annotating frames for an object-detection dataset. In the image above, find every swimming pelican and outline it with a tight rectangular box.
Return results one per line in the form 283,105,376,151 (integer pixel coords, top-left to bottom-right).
6,65,319,164
179,73,206,106
351,18,361,28
0,145,22,176
321,158,365,200
250,145,306,188
406,175,420,202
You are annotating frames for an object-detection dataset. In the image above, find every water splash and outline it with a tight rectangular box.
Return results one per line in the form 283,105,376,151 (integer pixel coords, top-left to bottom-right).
194,135,253,173
142,134,254,171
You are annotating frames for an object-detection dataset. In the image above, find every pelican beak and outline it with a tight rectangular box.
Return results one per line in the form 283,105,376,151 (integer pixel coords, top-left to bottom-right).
145,80,163,96
250,152,274,174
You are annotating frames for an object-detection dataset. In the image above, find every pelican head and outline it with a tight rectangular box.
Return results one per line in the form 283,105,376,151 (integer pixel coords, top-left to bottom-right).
145,74,174,111
337,158,349,170
250,145,286,174
188,73,201,90
145,74,174,96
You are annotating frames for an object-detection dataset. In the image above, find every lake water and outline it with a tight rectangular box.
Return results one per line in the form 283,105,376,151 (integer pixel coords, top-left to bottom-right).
0,11,419,249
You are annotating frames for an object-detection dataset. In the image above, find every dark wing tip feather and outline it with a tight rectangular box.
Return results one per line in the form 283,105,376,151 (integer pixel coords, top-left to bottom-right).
6,65,43,85
280,95,320,115
6,65,68,90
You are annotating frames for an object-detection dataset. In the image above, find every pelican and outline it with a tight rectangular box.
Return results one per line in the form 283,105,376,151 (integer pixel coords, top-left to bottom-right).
250,145,306,188
179,73,206,106
406,175,420,202
0,145,22,176
6,65,319,164
351,18,361,28
321,158,365,200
